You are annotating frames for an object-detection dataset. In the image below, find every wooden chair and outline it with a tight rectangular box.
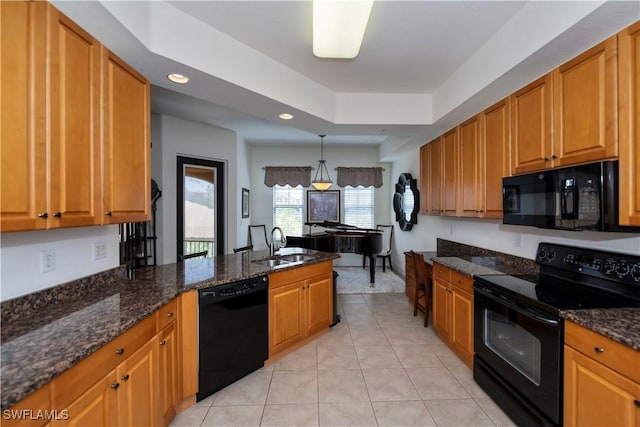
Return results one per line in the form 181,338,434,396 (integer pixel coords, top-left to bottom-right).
411,251,432,327
248,225,269,251
362,224,394,271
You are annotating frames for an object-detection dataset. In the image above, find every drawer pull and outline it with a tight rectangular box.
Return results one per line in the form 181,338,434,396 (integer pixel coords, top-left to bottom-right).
38,212,48,218
634,400,640,408
160,340,167,346
121,374,130,381
166,312,174,318
594,347,605,354
52,212,62,218
110,383,120,390
105,211,113,216
115,348,125,356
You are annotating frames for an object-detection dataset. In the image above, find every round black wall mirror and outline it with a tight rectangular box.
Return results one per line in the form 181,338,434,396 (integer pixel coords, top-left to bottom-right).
393,173,419,231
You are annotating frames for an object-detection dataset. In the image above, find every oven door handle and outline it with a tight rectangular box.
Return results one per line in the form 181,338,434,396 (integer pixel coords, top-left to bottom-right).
476,286,559,326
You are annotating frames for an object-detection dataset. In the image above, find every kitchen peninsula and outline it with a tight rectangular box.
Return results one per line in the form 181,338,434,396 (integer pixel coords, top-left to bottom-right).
0,248,339,426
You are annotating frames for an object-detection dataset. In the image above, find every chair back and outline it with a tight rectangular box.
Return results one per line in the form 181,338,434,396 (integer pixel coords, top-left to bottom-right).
411,251,430,287
377,224,393,255
233,245,253,253
248,225,269,251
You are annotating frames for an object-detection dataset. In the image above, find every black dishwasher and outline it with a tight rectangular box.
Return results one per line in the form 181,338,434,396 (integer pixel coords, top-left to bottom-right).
197,275,269,401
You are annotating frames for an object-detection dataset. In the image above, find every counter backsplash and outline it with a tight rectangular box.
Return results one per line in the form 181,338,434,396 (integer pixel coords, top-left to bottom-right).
437,238,539,275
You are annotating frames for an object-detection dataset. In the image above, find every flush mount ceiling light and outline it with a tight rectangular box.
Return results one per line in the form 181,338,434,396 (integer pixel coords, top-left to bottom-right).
279,113,294,120
313,0,374,59
167,73,189,84
311,135,333,191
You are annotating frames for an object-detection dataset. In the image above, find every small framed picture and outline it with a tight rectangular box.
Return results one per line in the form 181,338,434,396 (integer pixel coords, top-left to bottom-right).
307,190,340,223
241,188,250,218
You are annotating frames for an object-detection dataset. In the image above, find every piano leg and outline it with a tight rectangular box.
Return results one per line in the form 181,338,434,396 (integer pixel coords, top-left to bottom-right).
368,255,376,285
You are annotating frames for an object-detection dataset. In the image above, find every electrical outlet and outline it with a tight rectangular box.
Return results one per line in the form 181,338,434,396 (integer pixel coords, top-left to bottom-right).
93,241,107,260
41,249,56,273
514,234,522,248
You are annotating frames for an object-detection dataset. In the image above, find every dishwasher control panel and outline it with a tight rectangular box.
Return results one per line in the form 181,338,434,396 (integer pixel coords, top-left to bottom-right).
199,275,268,299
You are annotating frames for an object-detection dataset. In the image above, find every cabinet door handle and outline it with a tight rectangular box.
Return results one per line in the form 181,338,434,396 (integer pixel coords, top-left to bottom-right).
38,212,48,218
594,347,605,354
52,212,62,218
634,400,640,408
115,348,125,356
544,157,550,161
160,340,166,346
121,374,130,381
110,383,120,390
166,312,174,318
552,154,558,159
105,211,113,216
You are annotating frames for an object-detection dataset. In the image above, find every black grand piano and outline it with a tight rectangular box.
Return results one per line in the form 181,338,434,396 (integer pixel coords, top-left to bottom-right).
287,221,383,284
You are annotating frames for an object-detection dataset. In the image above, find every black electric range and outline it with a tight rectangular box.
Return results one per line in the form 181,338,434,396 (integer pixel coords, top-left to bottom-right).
472,242,640,427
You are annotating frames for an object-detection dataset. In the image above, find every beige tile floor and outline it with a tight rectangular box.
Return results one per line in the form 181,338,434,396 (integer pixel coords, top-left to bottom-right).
170,293,516,427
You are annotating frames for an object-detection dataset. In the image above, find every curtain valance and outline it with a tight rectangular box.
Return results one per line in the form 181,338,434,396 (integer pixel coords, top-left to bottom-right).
263,166,312,187
336,167,384,188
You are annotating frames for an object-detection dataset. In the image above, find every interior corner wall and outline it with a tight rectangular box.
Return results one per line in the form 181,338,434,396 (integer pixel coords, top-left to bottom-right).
248,144,391,266
236,135,251,249
390,147,640,278
152,114,238,264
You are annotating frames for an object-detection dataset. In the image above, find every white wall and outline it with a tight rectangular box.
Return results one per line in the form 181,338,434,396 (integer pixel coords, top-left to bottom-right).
236,135,252,249
249,144,392,266
0,226,120,301
390,147,640,277
152,115,238,264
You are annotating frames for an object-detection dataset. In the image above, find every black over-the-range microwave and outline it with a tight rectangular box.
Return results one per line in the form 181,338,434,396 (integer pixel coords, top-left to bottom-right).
502,160,640,232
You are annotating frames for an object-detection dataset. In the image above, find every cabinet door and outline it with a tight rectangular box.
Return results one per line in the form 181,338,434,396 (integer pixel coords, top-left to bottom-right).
116,339,158,427
0,1,47,232
619,22,640,226
432,279,450,340
306,273,332,336
52,370,118,427
269,282,305,356
564,346,640,427
450,287,474,367
158,323,178,427
419,144,430,215
458,116,481,217
102,48,150,224
510,74,553,174
428,138,442,215
442,129,458,216
47,5,101,228
482,98,510,219
553,36,618,167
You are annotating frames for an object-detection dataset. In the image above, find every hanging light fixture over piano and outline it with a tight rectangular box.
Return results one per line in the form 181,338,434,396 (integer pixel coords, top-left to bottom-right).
311,134,332,191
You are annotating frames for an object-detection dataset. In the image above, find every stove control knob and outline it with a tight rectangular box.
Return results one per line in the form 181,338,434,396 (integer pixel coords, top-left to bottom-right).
603,259,616,275
615,261,630,278
631,264,640,282
547,250,556,261
537,250,547,260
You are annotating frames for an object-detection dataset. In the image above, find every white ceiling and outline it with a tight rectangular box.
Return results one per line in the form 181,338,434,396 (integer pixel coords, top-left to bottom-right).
53,1,640,159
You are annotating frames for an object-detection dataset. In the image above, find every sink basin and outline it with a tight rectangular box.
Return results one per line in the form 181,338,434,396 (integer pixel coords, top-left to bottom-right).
280,253,317,262
252,258,291,267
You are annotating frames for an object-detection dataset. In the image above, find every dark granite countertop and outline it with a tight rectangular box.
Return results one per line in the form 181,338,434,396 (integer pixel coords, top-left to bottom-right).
561,308,640,351
0,247,339,410
430,256,526,277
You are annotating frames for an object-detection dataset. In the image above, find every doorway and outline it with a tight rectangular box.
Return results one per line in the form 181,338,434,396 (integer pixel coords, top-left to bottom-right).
177,156,225,260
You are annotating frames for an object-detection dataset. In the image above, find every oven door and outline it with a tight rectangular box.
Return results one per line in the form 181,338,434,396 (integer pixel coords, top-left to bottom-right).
474,286,563,425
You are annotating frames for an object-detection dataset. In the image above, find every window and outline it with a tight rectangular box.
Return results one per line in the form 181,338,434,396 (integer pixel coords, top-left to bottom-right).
344,186,374,229
273,185,304,236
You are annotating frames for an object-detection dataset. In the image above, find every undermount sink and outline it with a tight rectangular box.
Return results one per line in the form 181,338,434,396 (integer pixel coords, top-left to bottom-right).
251,253,317,268
251,258,291,267
280,253,317,262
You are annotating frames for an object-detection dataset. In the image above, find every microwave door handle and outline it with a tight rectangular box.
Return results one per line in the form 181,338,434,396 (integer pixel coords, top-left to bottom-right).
561,178,578,219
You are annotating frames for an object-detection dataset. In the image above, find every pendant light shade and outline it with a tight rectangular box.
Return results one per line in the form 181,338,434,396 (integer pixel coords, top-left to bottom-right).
311,135,332,191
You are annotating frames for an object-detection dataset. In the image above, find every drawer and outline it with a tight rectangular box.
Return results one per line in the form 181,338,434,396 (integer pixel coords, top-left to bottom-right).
157,298,177,330
269,260,333,289
51,313,156,409
433,263,451,282
450,270,473,294
4,384,51,427
565,320,640,383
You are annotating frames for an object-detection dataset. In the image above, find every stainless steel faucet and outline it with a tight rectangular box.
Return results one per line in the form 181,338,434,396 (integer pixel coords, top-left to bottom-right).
270,227,287,256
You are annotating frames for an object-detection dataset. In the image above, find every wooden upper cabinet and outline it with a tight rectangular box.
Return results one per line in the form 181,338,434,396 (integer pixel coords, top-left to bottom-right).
442,128,458,216
619,22,640,226
0,1,47,232
458,116,482,217
419,143,430,215
553,36,618,167
428,137,442,215
102,49,151,224
482,98,510,219
47,5,101,228
510,74,554,174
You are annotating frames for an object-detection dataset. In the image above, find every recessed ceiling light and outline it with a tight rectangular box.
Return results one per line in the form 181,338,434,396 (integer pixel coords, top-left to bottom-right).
167,73,189,84
279,113,294,120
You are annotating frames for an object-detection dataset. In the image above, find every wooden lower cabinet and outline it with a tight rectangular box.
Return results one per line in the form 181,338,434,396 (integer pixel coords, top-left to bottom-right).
52,371,118,427
116,338,158,427
158,322,178,426
564,321,640,427
432,263,474,366
268,261,333,358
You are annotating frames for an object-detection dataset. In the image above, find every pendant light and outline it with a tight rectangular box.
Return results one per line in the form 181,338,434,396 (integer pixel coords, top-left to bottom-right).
311,135,332,191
